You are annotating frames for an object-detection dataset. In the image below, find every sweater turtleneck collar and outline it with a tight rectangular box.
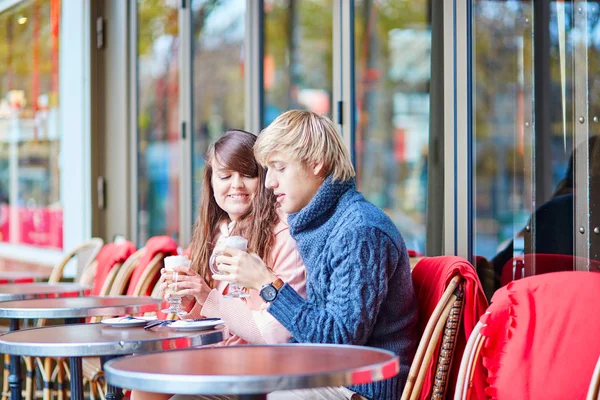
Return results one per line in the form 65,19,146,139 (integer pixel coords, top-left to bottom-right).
287,175,355,235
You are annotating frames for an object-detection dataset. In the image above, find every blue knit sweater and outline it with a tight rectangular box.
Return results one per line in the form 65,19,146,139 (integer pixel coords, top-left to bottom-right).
268,176,418,400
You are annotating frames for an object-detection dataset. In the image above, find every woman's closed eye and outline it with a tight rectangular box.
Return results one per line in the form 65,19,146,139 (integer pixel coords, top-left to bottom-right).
218,175,231,180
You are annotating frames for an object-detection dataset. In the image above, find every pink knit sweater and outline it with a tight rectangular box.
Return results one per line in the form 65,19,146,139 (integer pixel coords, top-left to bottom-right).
181,213,306,345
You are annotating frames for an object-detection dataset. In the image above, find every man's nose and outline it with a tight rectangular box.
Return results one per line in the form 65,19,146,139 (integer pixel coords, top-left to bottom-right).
265,169,276,189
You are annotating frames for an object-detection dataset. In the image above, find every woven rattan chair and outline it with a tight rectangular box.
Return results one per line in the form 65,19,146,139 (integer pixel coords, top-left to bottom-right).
432,287,465,399
27,262,124,400
79,259,98,288
455,271,600,400
47,238,105,284
128,253,164,297
402,275,464,400
453,320,484,400
79,249,145,400
587,356,600,400
81,251,166,400
107,250,145,296
1,239,104,400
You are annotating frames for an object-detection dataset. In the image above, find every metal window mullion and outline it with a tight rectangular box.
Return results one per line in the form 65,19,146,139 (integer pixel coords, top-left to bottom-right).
454,0,470,259
342,1,355,164
443,0,457,256
333,0,355,162
178,2,192,246
332,1,342,138
129,0,138,246
522,4,536,271
573,0,590,270
533,0,553,206
455,0,473,259
245,0,263,133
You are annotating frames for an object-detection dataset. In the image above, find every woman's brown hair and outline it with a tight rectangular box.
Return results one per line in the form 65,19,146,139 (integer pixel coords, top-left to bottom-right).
188,130,279,288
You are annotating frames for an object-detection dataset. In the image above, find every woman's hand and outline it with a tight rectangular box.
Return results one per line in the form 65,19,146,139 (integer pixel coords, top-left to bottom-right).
212,246,278,291
159,266,212,312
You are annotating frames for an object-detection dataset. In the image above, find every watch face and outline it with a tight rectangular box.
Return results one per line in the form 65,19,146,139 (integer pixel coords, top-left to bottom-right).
260,285,277,302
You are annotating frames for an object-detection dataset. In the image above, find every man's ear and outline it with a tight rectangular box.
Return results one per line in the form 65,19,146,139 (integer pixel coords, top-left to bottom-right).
312,161,324,177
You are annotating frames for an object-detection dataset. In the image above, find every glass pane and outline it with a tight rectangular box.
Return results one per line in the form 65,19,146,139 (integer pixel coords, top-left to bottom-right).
472,2,600,293
531,2,577,271
136,0,180,245
473,1,536,292
0,0,63,249
191,0,246,216
354,0,431,254
262,0,333,126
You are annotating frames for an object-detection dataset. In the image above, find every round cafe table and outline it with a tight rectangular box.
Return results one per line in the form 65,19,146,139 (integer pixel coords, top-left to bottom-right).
0,296,161,400
105,344,400,400
0,270,51,284
0,283,90,400
0,322,226,400
0,282,90,302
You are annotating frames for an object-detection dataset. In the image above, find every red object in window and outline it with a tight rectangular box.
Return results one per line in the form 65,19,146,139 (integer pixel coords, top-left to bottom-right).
500,253,600,287
394,128,406,162
0,205,9,243
18,207,63,250
407,249,423,257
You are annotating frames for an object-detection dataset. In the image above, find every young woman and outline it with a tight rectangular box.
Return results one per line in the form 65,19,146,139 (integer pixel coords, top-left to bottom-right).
131,130,305,400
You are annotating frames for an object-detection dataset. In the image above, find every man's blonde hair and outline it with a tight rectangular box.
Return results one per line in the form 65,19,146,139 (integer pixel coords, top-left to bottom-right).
255,110,355,182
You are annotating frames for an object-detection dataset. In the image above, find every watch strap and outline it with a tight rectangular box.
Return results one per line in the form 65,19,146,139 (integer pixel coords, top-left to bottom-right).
272,278,284,291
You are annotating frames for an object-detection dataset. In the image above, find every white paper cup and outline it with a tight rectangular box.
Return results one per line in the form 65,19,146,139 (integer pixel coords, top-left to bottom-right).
164,255,190,271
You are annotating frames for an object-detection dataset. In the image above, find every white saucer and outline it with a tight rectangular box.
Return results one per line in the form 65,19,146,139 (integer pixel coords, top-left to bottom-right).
101,316,157,328
169,319,225,331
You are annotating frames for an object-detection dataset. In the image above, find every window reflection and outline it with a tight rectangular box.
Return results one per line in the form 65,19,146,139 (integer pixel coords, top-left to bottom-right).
191,0,246,216
477,1,600,291
263,0,333,126
136,0,180,245
354,0,431,253
0,0,62,249
473,1,535,282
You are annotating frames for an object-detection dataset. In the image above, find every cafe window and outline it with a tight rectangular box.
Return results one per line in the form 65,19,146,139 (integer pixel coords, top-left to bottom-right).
262,0,334,126
354,0,432,253
136,0,181,245
0,0,63,250
190,0,246,216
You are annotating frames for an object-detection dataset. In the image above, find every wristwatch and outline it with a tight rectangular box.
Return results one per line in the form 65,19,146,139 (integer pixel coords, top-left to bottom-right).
259,278,284,302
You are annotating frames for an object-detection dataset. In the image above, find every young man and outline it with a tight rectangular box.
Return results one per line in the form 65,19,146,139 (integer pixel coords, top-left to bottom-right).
213,110,418,400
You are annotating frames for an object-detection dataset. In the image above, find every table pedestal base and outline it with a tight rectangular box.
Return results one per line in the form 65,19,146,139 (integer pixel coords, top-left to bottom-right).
69,357,84,400
66,318,86,400
8,319,22,400
101,355,124,400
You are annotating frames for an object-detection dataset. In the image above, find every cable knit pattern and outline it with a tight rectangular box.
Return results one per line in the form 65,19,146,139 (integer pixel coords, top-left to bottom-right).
268,176,418,400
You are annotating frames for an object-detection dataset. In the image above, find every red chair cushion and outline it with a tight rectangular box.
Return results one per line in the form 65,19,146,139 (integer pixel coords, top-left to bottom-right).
481,271,600,399
93,241,136,295
126,236,178,296
412,256,489,399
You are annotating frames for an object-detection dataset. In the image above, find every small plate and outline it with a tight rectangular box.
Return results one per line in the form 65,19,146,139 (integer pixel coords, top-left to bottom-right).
101,316,157,328
169,319,225,331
